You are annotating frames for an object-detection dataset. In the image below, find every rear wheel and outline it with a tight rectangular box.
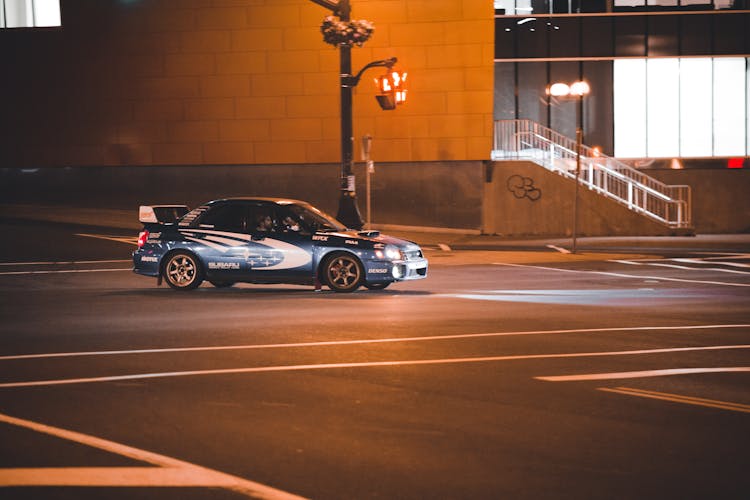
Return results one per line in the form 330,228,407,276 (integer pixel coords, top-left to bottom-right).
323,253,363,293
163,252,204,291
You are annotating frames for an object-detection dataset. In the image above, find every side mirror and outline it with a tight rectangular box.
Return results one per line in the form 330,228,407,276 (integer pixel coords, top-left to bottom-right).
251,233,266,241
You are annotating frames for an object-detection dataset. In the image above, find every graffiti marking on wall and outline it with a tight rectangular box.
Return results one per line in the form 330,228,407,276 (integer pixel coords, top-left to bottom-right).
507,175,541,201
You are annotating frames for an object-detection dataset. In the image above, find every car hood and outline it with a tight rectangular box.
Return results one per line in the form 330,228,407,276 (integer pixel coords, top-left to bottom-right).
319,230,419,248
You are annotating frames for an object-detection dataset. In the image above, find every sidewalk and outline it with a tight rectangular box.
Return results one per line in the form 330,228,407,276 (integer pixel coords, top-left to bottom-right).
382,229,750,255
2,203,749,255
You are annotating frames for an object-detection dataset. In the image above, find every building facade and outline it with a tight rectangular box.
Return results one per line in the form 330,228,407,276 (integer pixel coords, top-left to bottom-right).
494,1,750,160
1,0,494,168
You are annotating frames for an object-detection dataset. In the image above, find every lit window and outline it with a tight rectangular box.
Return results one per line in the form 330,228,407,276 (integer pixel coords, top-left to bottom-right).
614,59,647,158
1,0,60,28
679,59,712,157
615,57,748,158
647,58,680,157
713,58,746,156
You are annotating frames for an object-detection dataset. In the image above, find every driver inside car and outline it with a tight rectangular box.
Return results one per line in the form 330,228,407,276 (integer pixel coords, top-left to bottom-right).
256,214,273,232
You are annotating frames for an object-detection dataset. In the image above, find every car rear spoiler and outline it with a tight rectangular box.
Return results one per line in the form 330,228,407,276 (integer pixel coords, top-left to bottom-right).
139,205,189,224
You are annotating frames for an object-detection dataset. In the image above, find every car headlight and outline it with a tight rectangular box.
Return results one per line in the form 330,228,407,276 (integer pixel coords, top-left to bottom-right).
375,245,403,260
384,245,403,260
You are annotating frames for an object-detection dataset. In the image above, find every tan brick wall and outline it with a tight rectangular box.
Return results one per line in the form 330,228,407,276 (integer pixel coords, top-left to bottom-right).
3,0,494,167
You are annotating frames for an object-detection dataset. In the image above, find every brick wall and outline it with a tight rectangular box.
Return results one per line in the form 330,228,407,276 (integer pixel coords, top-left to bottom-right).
0,0,494,167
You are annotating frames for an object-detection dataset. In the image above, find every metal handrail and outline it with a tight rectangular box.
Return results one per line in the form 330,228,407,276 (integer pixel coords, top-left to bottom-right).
493,119,692,228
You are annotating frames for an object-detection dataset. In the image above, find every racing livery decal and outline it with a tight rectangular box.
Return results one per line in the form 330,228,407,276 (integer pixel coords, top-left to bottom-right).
179,228,312,271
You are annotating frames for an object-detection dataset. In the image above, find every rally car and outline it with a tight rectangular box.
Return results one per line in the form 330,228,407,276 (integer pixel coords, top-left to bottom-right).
133,198,428,293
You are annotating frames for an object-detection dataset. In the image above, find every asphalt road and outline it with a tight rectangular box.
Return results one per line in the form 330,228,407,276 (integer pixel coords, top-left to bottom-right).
1,219,749,499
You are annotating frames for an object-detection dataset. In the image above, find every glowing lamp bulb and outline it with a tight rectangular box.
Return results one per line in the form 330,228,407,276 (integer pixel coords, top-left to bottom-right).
548,83,570,97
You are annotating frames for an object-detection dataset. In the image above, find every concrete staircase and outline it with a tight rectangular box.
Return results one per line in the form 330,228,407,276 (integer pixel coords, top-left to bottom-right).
493,120,693,233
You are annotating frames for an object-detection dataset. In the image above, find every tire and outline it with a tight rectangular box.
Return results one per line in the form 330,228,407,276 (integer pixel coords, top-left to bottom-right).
364,282,391,290
323,253,364,293
163,252,204,291
209,281,235,288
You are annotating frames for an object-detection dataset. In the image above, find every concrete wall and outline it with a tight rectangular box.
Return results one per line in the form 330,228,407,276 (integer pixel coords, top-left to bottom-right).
0,161,484,230
482,161,673,237
0,0,494,167
645,168,750,234
1,161,747,235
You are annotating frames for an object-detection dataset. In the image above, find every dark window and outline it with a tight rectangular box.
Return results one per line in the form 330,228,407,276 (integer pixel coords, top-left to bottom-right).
647,15,680,56
713,12,747,54
550,17,580,58
582,60,614,156
615,16,647,57
494,63,517,120
581,17,613,57
518,62,547,123
495,18,517,59
679,14,712,55
579,0,608,13
517,18,548,58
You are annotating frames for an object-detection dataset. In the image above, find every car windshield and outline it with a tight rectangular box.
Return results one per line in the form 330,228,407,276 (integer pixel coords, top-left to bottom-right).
284,203,347,232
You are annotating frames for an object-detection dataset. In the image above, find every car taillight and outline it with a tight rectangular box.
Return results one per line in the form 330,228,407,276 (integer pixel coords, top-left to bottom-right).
137,230,149,248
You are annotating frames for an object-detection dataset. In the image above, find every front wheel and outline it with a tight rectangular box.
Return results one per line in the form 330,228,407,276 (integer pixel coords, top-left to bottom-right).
323,253,364,293
163,252,204,291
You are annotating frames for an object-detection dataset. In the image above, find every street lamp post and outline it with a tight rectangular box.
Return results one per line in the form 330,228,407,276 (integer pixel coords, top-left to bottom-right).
336,1,360,228
547,80,590,253
309,0,405,229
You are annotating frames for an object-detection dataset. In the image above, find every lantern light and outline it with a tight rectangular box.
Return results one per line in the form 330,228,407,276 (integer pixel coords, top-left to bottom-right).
374,68,407,110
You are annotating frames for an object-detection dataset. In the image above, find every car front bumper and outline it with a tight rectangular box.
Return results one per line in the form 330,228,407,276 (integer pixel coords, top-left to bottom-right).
390,257,428,281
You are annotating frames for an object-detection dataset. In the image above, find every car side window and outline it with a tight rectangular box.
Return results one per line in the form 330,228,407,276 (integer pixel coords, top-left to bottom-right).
196,204,248,232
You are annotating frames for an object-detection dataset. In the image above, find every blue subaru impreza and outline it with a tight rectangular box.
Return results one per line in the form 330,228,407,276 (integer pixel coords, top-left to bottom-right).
133,197,428,293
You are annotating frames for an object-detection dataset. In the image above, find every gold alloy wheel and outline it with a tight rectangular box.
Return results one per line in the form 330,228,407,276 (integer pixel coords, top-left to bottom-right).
325,253,363,292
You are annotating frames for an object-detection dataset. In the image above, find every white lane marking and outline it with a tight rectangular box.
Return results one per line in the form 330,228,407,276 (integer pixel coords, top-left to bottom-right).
0,260,131,266
599,387,750,414
75,234,138,245
609,260,643,265
0,412,306,499
1,345,747,389
701,253,750,261
0,268,131,276
673,258,750,269
2,324,747,361
493,261,750,287
437,243,452,252
537,367,750,382
644,262,750,275
546,244,570,254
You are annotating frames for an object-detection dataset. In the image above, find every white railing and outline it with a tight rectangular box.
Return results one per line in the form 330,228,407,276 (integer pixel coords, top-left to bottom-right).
493,119,692,229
